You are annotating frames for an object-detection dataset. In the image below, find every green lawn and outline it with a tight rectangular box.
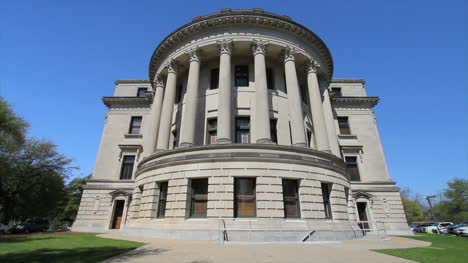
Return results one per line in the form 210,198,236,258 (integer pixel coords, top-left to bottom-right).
0,233,145,263
375,234,468,263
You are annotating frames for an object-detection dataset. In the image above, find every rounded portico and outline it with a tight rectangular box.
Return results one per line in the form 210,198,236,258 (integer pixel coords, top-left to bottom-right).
123,9,358,241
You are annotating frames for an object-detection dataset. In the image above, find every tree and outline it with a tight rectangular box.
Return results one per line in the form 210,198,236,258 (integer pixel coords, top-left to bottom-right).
0,138,75,223
402,198,425,223
63,174,90,222
434,178,468,222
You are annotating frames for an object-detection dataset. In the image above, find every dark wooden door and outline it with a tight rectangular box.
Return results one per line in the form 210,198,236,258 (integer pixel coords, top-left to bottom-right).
111,200,125,229
357,202,369,231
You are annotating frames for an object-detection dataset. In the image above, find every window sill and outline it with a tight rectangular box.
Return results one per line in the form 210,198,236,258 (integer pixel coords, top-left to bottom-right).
124,134,143,139
338,134,357,139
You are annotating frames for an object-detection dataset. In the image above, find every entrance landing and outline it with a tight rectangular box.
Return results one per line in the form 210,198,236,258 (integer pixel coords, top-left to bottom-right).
98,233,429,263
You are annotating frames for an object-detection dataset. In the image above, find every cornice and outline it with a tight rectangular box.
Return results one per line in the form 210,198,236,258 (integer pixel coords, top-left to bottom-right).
149,9,333,83
102,96,153,108
331,96,379,108
330,79,365,84
115,79,151,85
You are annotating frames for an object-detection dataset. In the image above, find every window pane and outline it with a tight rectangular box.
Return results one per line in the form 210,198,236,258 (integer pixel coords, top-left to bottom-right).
266,68,274,90
210,68,219,89
338,117,350,135
321,183,333,219
283,180,300,218
129,117,142,134
120,156,135,180
137,88,147,97
235,178,256,217
235,117,250,143
157,182,168,218
190,179,208,217
235,65,249,87
345,156,361,181
207,119,217,145
270,119,277,143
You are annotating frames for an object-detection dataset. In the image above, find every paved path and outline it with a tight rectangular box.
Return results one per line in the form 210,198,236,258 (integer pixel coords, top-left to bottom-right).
99,233,429,263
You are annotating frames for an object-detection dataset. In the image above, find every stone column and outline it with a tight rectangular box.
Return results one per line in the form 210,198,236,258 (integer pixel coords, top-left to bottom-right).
306,59,330,152
322,84,341,156
252,40,273,144
216,40,233,144
284,47,307,147
156,60,178,150
145,76,165,153
179,47,201,147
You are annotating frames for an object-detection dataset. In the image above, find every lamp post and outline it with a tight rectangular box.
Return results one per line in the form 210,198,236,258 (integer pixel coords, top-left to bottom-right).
426,195,439,234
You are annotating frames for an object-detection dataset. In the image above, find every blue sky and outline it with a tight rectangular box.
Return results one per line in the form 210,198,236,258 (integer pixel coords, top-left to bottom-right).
1,0,466,197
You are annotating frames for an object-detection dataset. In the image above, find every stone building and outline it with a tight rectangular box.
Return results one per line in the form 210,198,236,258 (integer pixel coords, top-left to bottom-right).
72,9,410,241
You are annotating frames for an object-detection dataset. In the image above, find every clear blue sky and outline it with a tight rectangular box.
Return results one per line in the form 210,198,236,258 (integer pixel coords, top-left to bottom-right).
1,0,466,197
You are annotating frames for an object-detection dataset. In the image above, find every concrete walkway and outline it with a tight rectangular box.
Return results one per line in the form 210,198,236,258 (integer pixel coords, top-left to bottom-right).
99,233,429,263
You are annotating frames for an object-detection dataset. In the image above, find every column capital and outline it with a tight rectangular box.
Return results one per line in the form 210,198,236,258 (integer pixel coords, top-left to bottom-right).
185,46,200,63
153,74,164,87
217,39,233,55
165,59,178,74
306,59,321,74
283,46,297,63
251,39,269,56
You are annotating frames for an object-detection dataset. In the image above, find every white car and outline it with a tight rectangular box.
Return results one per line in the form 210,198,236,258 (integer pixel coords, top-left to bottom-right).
424,222,453,233
0,223,10,234
455,226,468,237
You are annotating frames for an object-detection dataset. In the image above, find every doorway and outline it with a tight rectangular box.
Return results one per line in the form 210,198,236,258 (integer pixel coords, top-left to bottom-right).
357,202,369,231
111,200,125,229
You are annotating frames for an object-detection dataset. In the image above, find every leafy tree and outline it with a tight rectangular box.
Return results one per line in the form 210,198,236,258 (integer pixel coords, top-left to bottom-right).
0,97,28,145
434,178,468,222
63,174,90,222
402,198,425,223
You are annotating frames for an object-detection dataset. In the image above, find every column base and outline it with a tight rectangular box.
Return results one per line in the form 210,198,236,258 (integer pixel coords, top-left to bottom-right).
256,138,275,144
179,142,194,148
293,143,308,148
216,138,232,144
320,149,332,154
155,149,168,154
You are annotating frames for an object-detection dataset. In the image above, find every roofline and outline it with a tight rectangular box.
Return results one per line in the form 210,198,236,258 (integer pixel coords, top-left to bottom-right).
148,8,334,83
331,79,366,84
115,79,151,85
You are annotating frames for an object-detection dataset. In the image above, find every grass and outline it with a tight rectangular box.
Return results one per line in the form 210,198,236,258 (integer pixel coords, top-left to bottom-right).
375,234,468,263
0,233,145,263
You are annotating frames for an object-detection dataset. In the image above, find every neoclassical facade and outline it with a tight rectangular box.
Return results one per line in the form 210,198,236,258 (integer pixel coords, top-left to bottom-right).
72,9,410,241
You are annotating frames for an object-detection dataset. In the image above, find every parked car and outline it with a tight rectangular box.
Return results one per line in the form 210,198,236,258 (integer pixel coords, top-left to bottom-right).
0,223,10,234
446,222,468,235
413,223,434,233
455,226,468,237
423,222,453,233
409,224,419,232
11,219,49,233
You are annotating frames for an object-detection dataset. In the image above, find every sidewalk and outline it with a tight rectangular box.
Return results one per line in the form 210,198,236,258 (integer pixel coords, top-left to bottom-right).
99,233,429,263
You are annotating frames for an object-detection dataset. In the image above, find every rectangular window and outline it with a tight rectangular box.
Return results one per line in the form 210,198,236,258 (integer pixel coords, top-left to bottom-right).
234,178,256,217
344,187,350,204
120,155,135,180
172,130,178,149
129,116,142,134
321,182,333,219
282,179,300,218
330,87,342,97
157,182,168,218
300,85,308,104
306,129,312,147
266,68,274,90
235,65,249,87
337,116,351,135
270,119,278,144
210,68,219,89
190,179,208,218
235,117,250,143
175,85,183,104
345,156,361,181
137,87,148,97
206,118,217,144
